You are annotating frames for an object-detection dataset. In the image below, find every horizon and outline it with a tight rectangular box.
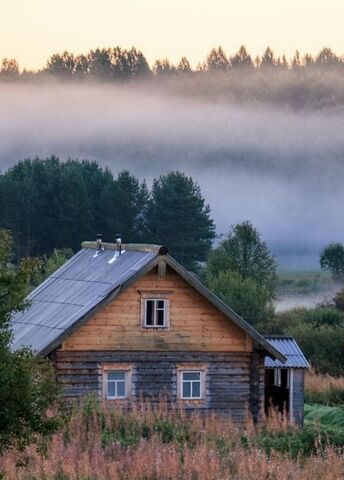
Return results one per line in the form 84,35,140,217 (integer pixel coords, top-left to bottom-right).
1,0,344,70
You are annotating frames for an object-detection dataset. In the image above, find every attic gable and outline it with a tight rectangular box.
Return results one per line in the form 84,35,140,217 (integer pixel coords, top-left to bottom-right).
62,265,252,352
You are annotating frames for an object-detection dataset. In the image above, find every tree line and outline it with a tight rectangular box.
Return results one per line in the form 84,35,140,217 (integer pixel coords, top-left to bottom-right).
0,157,215,270
1,45,344,80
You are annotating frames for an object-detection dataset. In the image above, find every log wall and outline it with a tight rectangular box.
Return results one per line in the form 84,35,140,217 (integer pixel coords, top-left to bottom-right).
53,350,265,423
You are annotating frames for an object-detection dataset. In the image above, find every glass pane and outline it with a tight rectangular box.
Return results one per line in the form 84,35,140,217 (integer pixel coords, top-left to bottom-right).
182,381,191,398
108,371,125,381
145,300,154,325
157,308,165,326
157,300,165,309
117,381,126,397
183,372,200,381
192,381,201,398
107,381,116,397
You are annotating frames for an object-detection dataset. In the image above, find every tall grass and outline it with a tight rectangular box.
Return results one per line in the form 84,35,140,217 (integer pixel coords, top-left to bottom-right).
1,398,344,480
305,370,344,405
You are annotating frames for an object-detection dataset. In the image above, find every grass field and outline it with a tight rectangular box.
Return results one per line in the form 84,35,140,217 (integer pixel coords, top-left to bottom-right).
276,271,335,296
1,399,344,480
305,404,344,429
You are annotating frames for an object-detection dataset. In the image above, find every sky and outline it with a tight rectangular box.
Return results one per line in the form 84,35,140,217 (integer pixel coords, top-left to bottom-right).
1,0,344,70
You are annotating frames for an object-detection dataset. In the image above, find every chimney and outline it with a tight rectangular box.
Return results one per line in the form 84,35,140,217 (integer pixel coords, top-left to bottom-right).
116,234,122,254
96,233,103,251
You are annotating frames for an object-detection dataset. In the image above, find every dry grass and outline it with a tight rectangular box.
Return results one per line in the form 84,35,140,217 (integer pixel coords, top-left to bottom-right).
305,370,344,394
0,399,343,480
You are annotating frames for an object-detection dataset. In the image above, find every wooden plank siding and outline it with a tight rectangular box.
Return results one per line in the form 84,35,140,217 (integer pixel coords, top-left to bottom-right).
292,369,305,425
53,350,265,423
62,266,253,353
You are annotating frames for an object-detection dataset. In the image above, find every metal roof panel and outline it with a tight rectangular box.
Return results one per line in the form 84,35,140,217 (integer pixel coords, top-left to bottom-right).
264,336,310,368
11,248,157,352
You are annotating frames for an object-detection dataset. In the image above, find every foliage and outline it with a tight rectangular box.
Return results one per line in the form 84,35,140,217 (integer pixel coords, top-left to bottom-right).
207,221,277,297
205,221,276,326
0,230,37,330
264,307,344,375
0,229,59,452
207,270,273,327
146,171,215,269
31,248,73,287
1,400,344,479
0,159,214,269
320,243,344,279
333,288,344,311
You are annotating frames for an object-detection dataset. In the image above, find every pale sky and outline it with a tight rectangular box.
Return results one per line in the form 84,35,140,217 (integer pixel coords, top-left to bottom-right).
1,0,344,70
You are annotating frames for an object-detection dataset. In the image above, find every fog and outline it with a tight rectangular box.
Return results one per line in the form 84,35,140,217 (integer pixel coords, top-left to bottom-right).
0,81,343,269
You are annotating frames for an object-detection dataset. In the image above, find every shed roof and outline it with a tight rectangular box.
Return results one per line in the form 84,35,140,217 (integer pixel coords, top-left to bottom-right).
264,336,310,369
11,242,286,362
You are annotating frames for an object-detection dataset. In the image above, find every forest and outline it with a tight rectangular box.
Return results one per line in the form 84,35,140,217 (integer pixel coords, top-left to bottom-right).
2,45,344,111
2,44,344,479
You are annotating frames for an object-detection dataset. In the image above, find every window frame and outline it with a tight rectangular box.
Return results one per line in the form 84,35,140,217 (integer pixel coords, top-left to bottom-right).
144,298,167,328
176,364,206,403
140,292,171,330
181,371,202,399
102,364,132,401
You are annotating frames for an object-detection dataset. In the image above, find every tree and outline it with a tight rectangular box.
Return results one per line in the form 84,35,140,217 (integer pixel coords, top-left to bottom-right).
230,46,253,69
45,51,75,77
0,58,19,79
153,59,177,75
207,221,277,297
205,47,230,72
207,270,273,327
320,243,344,279
260,47,277,68
111,171,150,242
31,248,74,287
146,172,215,269
177,57,192,73
0,230,58,451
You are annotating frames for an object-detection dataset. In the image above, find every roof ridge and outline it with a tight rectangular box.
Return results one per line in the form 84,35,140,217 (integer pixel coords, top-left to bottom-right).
81,242,167,254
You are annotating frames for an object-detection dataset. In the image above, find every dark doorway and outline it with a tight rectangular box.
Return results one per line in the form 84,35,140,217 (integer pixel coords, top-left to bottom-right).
264,368,290,416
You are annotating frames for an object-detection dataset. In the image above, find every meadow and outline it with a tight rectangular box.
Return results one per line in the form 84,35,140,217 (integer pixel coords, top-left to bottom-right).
1,394,344,480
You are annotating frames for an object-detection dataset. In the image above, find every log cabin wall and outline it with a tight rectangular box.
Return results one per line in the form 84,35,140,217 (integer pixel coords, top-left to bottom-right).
53,264,264,421
53,350,265,423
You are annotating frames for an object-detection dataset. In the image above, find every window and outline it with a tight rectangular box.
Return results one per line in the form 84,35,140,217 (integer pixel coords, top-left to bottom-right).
177,365,206,402
144,299,167,327
102,364,132,400
106,371,128,399
182,371,201,399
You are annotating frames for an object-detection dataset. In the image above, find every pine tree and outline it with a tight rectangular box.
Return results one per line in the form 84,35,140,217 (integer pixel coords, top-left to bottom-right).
146,172,215,269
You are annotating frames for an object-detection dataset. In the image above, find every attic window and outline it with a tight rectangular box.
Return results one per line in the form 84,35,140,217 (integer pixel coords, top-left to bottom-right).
140,293,171,329
145,299,167,327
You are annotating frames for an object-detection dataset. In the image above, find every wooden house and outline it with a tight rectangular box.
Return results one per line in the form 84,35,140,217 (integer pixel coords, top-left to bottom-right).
11,239,309,424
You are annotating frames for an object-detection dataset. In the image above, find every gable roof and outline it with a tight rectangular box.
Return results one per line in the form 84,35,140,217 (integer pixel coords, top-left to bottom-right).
11,242,286,362
264,336,310,369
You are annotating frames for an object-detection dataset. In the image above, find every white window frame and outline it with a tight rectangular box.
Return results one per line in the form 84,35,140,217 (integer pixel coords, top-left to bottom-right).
181,371,202,399
176,364,206,403
140,292,171,329
144,298,167,327
102,364,132,400
106,371,128,399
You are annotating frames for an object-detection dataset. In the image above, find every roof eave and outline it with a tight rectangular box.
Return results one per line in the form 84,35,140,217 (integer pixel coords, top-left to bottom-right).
164,255,287,363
